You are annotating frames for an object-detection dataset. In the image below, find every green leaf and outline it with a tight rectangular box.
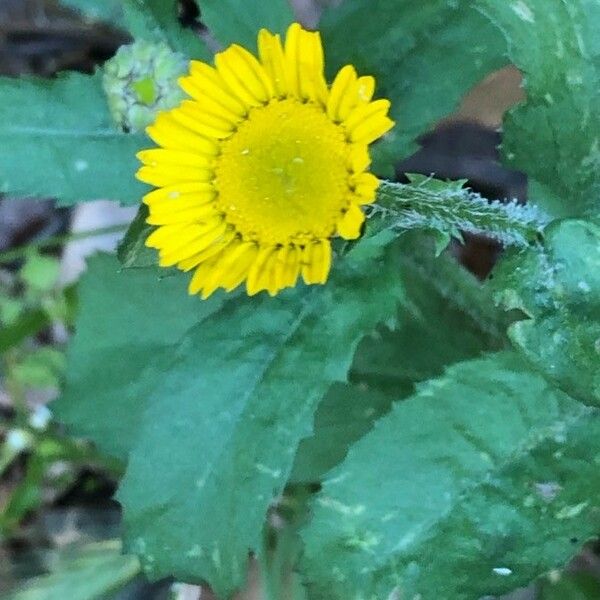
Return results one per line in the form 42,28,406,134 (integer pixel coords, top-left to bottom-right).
301,352,600,599
476,0,600,217
0,296,23,327
290,383,396,485
58,0,126,27
0,73,146,205
123,0,211,59
12,348,65,389
292,234,510,483
351,235,510,393
2,541,140,600
117,236,405,597
117,205,157,268
320,0,507,174
198,0,295,49
20,253,60,292
53,254,224,459
492,219,600,408
0,309,50,354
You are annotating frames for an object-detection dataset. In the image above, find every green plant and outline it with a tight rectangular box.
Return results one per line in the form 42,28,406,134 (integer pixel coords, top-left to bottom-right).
0,247,120,539
1,1,599,598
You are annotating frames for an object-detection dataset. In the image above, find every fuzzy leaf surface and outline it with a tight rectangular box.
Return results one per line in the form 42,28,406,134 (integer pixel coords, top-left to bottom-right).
492,219,600,407
0,73,145,205
321,0,507,173
376,177,548,247
117,236,404,597
301,353,600,599
476,0,600,216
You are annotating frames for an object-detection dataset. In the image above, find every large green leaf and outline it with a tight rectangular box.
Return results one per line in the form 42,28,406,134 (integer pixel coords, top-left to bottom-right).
53,254,224,459
197,0,294,49
290,383,395,485
123,0,211,59
2,541,139,600
291,236,510,483
476,0,600,217
117,235,405,597
0,73,145,205
492,219,600,408
301,352,600,599
351,236,510,393
320,0,507,174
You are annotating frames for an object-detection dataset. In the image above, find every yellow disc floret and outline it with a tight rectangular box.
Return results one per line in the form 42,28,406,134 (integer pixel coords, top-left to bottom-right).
137,23,394,298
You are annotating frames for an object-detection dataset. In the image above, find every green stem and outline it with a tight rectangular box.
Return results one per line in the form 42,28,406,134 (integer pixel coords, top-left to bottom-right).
372,177,549,247
0,224,128,264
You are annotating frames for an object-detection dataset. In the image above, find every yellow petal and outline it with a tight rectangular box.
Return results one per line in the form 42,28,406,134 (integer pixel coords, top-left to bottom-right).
176,100,237,137
175,229,235,271
337,204,365,239
146,203,217,226
182,62,247,116
348,144,371,173
327,65,357,122
157,219,228,263
302,240,332,284
170,229,235,272
274,245,300,289
258,29,288,97
353,115,395,144
246,246,278,296
215,46,267,107
351,172,380,202
143,182,216,208
146,224,199,249
336,75,375,123
137,164,213,187
188,255,221,296
355,76,375,103
207,240,258,294
147,113,220,155
284,23,303,98
297,29,328,104
231,44,275,99
344,99,391,132
344,100,394,144
137,149,214,169
186,94,244,128
148,199,217,219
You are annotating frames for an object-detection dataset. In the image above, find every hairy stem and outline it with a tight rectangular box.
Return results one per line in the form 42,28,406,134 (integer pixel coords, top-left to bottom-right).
371,177,549,247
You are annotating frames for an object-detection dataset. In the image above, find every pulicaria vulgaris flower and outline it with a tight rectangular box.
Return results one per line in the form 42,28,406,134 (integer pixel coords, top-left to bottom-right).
137,23,394,298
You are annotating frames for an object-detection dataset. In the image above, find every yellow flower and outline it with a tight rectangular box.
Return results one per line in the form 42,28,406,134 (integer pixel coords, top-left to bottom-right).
137,23,394,298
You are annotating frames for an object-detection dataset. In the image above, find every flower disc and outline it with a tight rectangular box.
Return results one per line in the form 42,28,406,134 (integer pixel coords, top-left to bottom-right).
137,23,394,298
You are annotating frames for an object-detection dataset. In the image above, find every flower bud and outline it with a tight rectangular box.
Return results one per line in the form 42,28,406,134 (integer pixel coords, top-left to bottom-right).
103,41,188,132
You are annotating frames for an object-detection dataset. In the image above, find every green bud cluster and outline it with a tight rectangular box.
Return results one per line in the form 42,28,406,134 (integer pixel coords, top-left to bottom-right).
103,41,188,132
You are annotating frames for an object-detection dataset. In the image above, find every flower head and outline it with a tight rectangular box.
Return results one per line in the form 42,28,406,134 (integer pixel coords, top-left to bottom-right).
138,23,394,298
